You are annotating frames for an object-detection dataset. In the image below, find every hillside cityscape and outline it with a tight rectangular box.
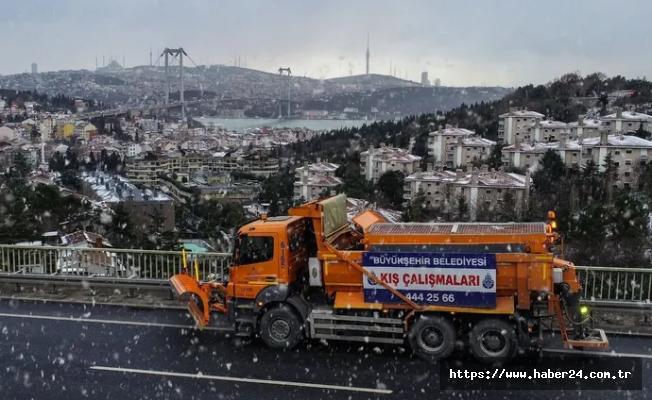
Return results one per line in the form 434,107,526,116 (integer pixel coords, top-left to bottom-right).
0,66,651,270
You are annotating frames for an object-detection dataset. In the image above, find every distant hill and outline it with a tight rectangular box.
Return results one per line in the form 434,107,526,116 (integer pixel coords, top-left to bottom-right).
304,85,512,116
0,65,511,116
325,74,421,88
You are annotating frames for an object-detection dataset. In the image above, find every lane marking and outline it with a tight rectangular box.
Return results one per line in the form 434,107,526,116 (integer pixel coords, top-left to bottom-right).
543,348,652,359
0,312,232,332
89,365,393,394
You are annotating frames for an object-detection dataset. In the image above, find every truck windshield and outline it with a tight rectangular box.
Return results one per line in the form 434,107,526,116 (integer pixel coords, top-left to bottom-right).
233,235,274,266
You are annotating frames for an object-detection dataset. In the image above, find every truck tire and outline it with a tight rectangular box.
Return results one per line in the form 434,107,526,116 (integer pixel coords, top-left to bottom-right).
259,303,304,350
408,315,457,363
468,319,518,366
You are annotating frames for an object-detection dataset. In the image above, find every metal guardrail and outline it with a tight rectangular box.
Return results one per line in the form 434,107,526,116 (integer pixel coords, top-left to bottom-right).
0,245,651,310
575,266,652,303
0,244,230,281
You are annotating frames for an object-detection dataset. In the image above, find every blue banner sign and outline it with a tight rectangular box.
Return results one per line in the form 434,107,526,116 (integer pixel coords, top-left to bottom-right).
362,252,497,308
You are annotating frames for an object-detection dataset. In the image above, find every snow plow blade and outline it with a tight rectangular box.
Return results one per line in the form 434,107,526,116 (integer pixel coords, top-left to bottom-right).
169,274,210,330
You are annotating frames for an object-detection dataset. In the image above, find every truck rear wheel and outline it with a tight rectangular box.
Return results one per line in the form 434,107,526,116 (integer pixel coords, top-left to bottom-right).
468,319,518,366
259,303,304,350
408,315,457,363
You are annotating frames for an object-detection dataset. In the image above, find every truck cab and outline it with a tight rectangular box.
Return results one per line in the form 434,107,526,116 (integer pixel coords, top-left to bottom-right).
224,215,320,337
229,215,315,300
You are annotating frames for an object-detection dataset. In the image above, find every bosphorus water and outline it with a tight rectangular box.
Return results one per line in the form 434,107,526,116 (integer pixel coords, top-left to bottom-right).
195,117,372,132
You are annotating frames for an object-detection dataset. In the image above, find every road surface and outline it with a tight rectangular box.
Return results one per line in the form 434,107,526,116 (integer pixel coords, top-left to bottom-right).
0,299,650,399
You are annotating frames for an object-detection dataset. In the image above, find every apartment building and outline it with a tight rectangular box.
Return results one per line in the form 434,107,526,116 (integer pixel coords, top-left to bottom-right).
125,153,280,184
501,139,557,169
498,108,545,145
126,143,143,158
428,125,495,167
403,164,531,221
160,177,261,204
502,134,595,170
524,119,568,142
360,143,421,181
567,116,602,140
565,132,652,187
81,171,175,231
600,107,652,135
293,160,341,201
502,131,652,186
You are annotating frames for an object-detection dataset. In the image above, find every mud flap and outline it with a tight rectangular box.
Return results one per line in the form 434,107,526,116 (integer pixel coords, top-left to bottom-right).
169,274,210,329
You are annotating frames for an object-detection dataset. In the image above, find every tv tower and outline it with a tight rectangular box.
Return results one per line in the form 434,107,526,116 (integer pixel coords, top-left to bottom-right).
365,34,370,75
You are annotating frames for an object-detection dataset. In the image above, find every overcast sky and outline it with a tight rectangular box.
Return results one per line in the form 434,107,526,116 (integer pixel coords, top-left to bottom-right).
2,0,651,87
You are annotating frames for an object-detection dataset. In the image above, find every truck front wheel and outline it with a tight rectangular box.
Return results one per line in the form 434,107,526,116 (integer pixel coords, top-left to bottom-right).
259,303,304,350
408,315,457,363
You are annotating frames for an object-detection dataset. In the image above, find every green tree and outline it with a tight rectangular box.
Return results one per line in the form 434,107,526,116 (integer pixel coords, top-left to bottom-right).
60,169,82,191
106,202,136,248
335,152,374,200
160,231,180,251
581,160,600,205
530,149,569,220
377,170,405,210
532,149,566,194
497,191,518,222
601,153,618,203
629,122,651,139
174,203,194,235
402,188,431,222
568,202,607,264
7,153,32,188
456,194,469,221
487,145,504,170
608,192,648,241
30,125,40,142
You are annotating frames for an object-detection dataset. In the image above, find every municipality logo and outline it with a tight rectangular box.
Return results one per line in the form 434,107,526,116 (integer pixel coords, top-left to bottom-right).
367,271,379,286
482,273,495,289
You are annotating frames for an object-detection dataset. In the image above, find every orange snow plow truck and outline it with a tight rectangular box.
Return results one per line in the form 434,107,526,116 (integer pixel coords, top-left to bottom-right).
169,194,608,365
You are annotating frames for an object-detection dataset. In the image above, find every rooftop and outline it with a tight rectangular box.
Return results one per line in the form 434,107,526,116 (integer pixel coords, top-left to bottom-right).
568,118,602,128
461,137,496,146
527,119,567,128
81,171,172,203
406,168,530,189
502,141,562,153
296,161,340,172
574,134,652,148
295,175,342,187
361,144,422,162
429,126,476,136
368,222,545,236
499,109,545,118
346,197,403,224
602,111,652,121
504,134,652,151
60,230,112,247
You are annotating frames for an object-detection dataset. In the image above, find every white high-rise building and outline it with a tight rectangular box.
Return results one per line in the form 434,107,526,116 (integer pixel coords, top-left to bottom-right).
365,34,370,75
421,71,430,86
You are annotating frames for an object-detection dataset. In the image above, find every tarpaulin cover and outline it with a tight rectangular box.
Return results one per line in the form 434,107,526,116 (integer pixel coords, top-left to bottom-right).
321,193,348,239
